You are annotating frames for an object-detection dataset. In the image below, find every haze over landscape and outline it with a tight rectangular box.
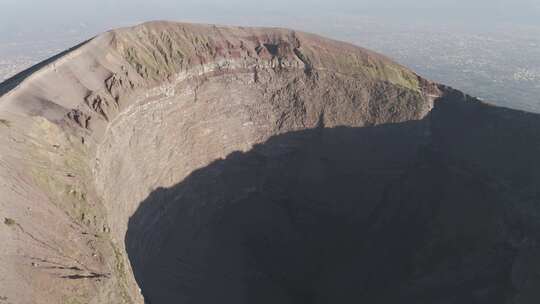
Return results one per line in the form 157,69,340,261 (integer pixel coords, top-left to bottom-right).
2,2,540,304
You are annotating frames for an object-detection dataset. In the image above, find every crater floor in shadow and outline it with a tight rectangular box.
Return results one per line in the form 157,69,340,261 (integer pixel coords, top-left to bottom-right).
126,95,540,304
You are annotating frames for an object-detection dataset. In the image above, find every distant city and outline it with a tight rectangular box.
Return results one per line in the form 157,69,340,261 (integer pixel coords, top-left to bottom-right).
347,24,540,113
0,34,91,81
1,16,539,113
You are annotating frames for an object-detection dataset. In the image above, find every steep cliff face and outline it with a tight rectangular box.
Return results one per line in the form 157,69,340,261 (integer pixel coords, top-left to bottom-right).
0,21,539,304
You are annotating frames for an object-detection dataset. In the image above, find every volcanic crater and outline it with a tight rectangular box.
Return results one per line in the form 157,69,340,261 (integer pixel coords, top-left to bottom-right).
1,21,540,304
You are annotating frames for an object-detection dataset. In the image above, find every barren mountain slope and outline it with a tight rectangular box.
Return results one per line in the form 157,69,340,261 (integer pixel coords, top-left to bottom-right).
0,21,539,304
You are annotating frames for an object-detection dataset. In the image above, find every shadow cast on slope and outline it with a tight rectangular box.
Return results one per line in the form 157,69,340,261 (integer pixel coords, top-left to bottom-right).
125,95,540,303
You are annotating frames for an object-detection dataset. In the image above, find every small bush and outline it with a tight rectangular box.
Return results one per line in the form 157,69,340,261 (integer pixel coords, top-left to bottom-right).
4,217,16,226
0,119,10,127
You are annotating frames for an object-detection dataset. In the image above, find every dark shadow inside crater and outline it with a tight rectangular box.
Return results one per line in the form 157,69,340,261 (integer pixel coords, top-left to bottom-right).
125,96,535,304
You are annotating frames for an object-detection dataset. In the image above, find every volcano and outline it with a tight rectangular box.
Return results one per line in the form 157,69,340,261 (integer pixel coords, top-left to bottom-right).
1,21,540,304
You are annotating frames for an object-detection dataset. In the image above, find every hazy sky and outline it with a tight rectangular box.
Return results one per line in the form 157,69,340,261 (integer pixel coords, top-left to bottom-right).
2,0,540,38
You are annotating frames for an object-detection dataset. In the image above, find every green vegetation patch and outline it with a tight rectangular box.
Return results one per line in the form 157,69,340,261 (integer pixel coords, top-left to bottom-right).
321,49,421,92
4,217,16,226
111,243,132,303
0,119,10,127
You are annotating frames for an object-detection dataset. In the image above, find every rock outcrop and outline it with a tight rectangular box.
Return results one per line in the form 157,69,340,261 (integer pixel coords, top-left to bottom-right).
0,21,539,304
